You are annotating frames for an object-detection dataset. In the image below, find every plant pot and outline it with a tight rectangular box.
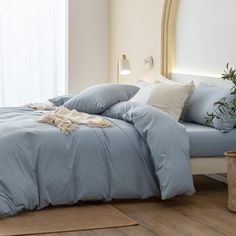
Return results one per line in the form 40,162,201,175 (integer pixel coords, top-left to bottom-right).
225,151,236,212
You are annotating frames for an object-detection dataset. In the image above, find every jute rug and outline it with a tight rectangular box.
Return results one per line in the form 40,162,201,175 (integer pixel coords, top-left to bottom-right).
0,204,138,236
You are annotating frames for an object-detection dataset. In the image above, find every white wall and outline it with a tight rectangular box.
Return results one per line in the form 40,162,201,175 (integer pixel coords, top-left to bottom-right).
110,0,164,84
69,0,165,90
69,0,109,94
175,0,236,76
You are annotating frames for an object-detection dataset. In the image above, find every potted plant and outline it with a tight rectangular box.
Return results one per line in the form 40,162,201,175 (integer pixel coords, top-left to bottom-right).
205,64,236,212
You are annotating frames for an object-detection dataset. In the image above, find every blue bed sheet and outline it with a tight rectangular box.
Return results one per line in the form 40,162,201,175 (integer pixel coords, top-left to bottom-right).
182,122,236,157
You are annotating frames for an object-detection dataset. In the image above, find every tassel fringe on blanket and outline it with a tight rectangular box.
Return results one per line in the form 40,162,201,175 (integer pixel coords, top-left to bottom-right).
38,107,112,134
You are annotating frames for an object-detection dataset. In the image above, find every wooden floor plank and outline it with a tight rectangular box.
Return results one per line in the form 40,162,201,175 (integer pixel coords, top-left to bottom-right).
37,176,235,236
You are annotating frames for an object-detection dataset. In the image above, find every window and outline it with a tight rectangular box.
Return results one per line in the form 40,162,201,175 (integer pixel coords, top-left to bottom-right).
0,0,67,106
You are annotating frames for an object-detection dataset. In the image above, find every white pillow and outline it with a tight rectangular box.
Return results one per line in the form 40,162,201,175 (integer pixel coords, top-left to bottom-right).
130,82,194,120
130,84,154,104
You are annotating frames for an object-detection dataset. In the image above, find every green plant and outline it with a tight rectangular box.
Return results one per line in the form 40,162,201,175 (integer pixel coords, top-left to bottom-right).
205,63,236,126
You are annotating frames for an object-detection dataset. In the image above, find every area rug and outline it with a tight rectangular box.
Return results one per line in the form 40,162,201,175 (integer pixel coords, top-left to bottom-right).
0,204,138,236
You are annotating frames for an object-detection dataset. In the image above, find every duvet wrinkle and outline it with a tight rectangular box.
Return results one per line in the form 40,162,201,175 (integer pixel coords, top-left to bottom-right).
108,118,159,194
0,193,18,216
0,183,16,206
33,153,42,209
99,128,112,199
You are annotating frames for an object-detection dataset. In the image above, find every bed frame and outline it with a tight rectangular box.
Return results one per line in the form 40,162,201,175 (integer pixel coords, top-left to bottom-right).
191,157,226,175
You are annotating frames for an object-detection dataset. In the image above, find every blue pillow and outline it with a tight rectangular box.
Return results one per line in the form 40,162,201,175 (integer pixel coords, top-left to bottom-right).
49,95,73,106
64,84,139,114
183,83,236,132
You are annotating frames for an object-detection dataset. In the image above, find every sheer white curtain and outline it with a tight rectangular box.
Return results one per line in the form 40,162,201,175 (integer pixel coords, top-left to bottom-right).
0,0,66,106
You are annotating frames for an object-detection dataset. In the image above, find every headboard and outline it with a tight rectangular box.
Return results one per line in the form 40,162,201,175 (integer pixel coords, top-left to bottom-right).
171,73,231,86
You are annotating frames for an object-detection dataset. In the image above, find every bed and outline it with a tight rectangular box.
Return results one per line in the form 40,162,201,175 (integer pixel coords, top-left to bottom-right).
0,87,195,216
1,79,234,216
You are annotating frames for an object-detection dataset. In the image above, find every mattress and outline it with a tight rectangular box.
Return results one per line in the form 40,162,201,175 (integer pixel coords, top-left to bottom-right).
182,122,236,157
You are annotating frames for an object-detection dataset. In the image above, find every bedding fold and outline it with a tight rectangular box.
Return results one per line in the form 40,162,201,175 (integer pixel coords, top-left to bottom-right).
103,102,195,199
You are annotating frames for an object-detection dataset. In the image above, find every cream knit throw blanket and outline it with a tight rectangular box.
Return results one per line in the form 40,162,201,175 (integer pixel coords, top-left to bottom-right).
38,107,112,134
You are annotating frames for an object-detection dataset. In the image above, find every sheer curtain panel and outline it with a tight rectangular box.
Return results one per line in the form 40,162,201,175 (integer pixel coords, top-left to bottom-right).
0,0,66,106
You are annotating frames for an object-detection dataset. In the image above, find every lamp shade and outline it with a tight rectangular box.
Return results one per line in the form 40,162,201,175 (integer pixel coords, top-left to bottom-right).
119,55,131,75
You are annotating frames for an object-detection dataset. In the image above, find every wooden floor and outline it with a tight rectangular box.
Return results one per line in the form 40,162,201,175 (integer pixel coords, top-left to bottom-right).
41,175,236,236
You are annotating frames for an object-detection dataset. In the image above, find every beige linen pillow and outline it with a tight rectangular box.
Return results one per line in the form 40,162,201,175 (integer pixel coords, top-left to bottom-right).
131,81,194,120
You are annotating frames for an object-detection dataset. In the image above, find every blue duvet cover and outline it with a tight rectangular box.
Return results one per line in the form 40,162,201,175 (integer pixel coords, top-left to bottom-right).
0,102,194,216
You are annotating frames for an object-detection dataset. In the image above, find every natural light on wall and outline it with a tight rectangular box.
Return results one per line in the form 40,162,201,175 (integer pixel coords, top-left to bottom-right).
0,0,66,106
174,0,236,77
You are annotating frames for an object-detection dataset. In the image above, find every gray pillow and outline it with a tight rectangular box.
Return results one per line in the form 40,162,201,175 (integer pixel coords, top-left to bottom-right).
49,95,73,106
183,83,236,132
64,84,139,114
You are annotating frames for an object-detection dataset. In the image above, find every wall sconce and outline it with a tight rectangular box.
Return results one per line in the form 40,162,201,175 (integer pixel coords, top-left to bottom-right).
144,56,154,70
117,54,131,84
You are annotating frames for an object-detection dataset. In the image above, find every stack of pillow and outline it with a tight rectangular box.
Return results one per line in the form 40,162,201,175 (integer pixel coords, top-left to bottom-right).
49,77,236,133
131,76,195,121
49,79,195,121
133,76,236,133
